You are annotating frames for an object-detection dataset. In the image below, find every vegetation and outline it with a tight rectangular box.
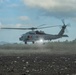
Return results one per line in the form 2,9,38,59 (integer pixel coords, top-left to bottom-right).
0,39,76,51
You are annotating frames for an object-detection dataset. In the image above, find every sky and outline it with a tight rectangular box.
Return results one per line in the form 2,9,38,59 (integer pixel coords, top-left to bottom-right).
0,0,76,43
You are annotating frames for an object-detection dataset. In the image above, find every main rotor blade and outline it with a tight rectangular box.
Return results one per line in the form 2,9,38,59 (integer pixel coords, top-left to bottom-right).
37,24,46,28
0,25,61,30
0,27,38,30
0,27,30,30
62,19,64,24
38,25,60,29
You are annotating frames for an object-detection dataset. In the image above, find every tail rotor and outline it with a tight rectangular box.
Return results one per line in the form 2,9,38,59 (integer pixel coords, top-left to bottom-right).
61,19,70,33
62,19,70,27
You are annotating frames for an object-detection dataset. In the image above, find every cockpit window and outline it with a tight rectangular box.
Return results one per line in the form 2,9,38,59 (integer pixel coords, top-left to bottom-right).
29,32,35,34
35,31,45,34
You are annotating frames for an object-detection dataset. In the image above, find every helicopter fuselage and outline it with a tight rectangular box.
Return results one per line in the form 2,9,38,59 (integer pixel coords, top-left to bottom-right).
19,24,68,44
19,31,61,44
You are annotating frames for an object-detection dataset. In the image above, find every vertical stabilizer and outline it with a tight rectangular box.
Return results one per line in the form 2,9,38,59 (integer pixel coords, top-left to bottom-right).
58,25,66,36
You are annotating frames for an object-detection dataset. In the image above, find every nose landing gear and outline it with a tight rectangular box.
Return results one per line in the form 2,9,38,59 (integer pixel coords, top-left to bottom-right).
32,41,35,44
25,41,27,44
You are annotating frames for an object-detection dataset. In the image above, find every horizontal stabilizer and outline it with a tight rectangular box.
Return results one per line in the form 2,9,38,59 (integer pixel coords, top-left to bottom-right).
62,35,68,37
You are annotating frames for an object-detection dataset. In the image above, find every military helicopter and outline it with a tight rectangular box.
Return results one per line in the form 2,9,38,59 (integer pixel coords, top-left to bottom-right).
1,20,69,44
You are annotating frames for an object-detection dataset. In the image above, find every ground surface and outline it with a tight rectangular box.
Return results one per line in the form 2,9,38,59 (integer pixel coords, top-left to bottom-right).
0,43,76,75
0,54,76,75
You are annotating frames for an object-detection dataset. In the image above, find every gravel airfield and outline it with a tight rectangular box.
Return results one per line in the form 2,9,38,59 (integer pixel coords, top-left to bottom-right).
0,42,76,75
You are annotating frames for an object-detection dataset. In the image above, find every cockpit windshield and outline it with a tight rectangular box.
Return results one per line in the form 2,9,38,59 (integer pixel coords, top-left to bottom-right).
28,31,35,34
35,31,45,34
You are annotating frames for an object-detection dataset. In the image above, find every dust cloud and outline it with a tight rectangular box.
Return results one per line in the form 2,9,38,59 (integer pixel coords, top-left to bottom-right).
0,42,76,56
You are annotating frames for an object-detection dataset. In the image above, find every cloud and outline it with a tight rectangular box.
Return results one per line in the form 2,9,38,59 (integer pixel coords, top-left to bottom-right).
15,24,22,28
0,22,2,28
18,16,30,21
0,22,5,28
0,22,32,28
22,0,76,18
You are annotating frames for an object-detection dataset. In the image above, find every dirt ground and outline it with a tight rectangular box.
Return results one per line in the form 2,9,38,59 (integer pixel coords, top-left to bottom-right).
0,53,76,75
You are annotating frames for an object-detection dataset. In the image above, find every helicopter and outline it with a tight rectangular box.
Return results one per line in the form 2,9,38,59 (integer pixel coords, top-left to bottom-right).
0,20,69,44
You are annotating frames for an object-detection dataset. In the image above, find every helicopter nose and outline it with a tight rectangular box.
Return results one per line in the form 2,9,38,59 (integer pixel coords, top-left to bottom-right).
19,37,22,41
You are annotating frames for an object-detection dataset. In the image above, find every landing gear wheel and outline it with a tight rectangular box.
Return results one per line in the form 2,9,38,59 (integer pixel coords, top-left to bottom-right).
25,41,27,44
32,41,35,44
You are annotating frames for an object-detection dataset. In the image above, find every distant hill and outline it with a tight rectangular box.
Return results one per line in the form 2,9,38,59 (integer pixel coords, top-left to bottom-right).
0,41,10,45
